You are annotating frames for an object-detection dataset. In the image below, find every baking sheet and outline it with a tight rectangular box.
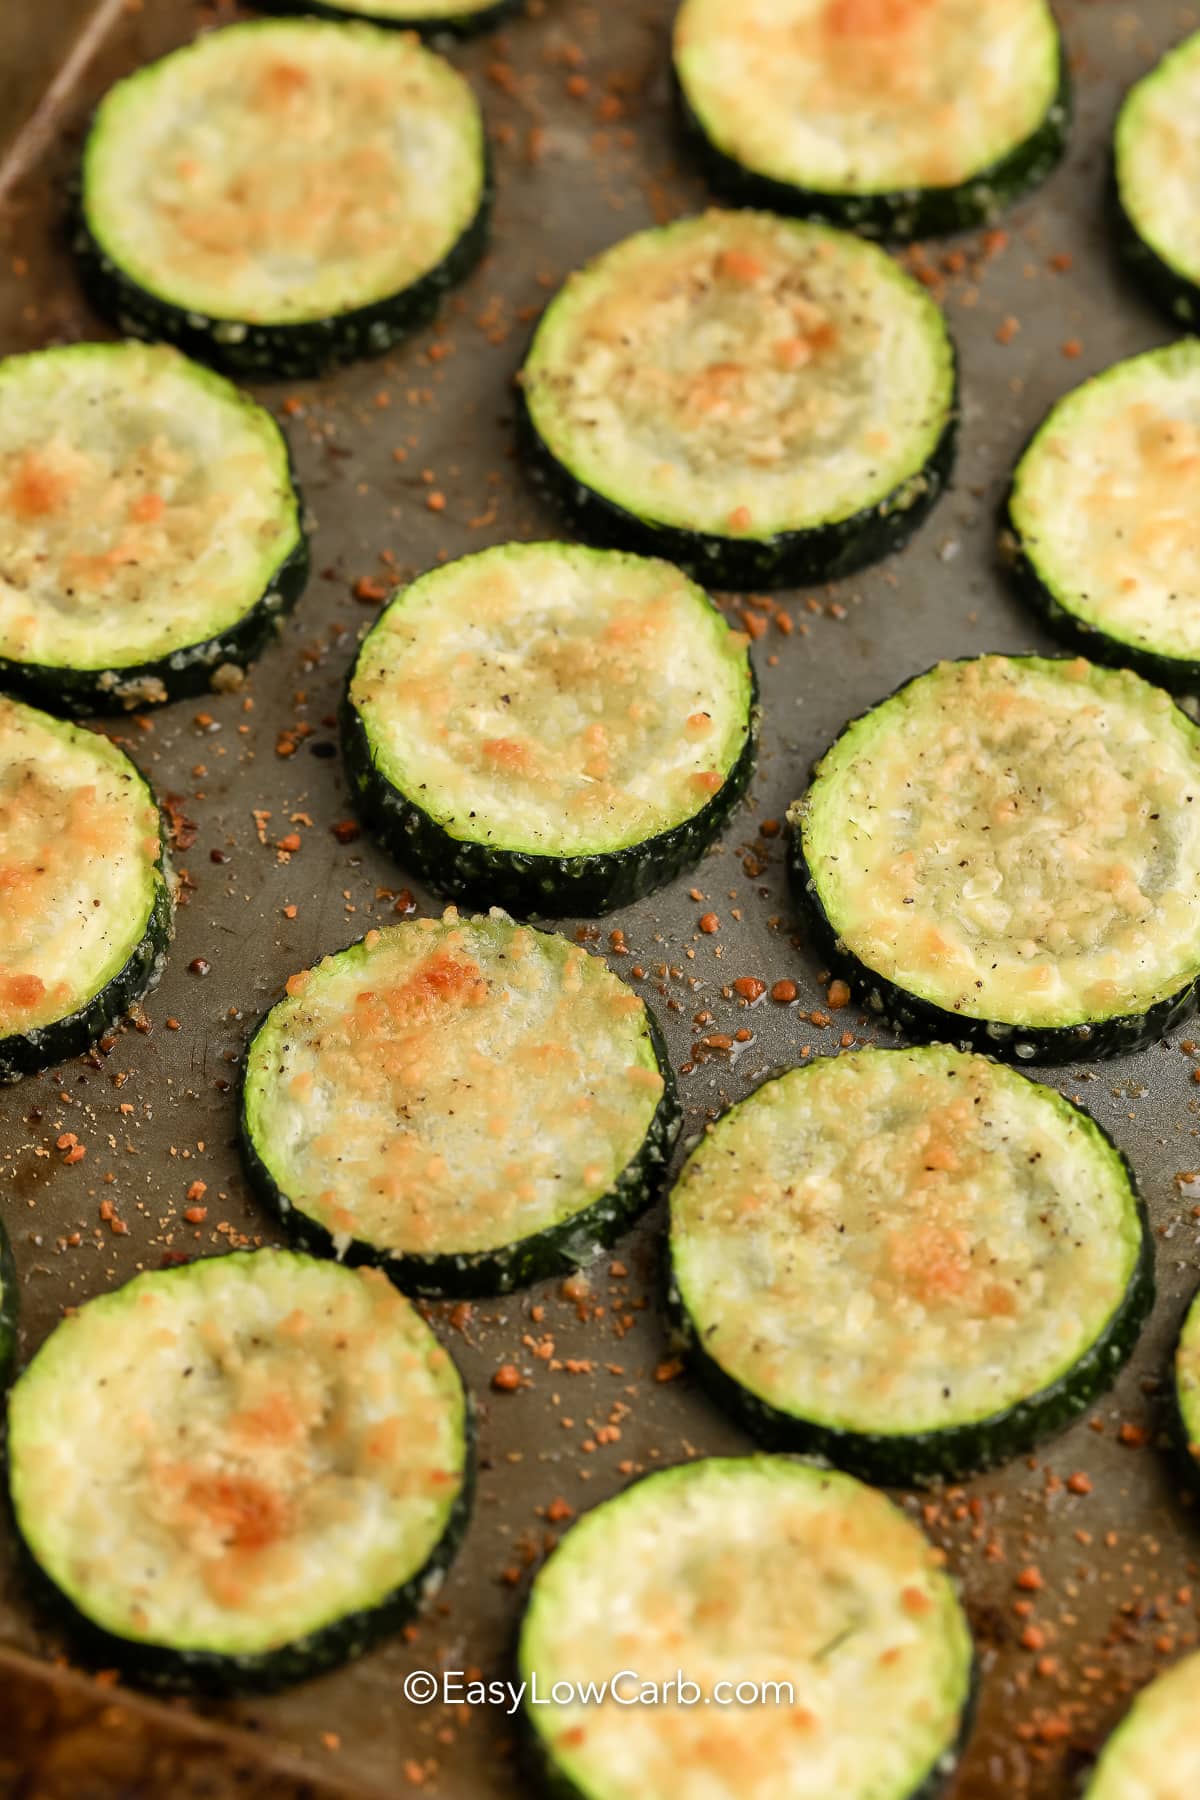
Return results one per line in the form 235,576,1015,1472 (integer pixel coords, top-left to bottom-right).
2,2,1200,1795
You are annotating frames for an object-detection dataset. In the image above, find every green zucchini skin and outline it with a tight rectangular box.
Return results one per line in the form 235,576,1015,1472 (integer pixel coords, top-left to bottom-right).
11,1407,474,1696
668,1087,1154,1486
0,535,309,718
787,661,1200,1064
998,489,1200,695
252,0,520,34
516,385,957,594
72,178,491,382
674,59,1071,244
239,1007,682,1298
339,681,759,920
0,837,172,1087
1112,172,1200,331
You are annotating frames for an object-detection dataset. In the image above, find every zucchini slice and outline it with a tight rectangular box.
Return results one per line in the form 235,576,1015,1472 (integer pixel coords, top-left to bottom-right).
518,211,957,591
0,695,171,1083
241,910,680,1296
7,1249,470,1691
76,20,489,378
253,0,518,34
0,342,306,714
341,542,756,916
789,655,1200,1063
1114,31,1200,328
1004,342,1200,692
670,1046,1152,1484
673,0,1068,241
1083,1650,1200,1798
518,1456,975,1800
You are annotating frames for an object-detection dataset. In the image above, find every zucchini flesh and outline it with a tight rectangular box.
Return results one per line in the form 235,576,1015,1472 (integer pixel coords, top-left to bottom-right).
241,911,680,1296
518,1456,975,1800
0,342,305,712
670,1046,1151,1483
342,541,756,916
1114,31,1200,327
790,655,1200,1062
674,0,1067,240
1004,342,1200,690
77,20,488,377
6,1249,470,1690
1084,1649,1200,1797
0,695,171,1082
519,211,957,590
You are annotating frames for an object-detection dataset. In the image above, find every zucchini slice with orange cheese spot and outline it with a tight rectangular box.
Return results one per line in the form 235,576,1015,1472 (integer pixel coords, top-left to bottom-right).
789,654,1200,1062
0,694,171,1083
75,20,489,378
7,1249,470,1690
518,212,957,589
673,0,1068,241
241,911,680,1296
340,542,756,916
669,1045,1152,1484
0,342,306,713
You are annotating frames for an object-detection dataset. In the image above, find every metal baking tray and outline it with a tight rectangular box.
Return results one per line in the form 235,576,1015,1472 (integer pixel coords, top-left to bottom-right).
1,2,1198,1795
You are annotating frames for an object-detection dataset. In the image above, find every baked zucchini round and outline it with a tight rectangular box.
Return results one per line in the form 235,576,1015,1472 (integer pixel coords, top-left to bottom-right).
253,0,518,33
0,342,306,713
1114,30,1200,328
518,211,957,590
1083,1649,1200,1798
0,695,171,1083
7,1249,471,1691
241,911,680,1296
341,542,756,915
1004,341,1200,692
673,0,1068,241
790,655,1200,1062
518,1456,975,1800
76,20,489,378
670,1045,1152,1484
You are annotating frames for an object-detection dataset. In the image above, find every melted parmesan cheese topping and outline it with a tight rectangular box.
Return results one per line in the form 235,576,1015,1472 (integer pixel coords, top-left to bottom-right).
520,1458,972,1800
83,21,484,324
671,1047,1141,1434
349,543,752,855
675,0,1060,195
8,1252,466,1654
0,344,299,668
1086,1650,1200,1800
795,656,1200,1030
1010,344,1200,661
0,698,164,1036
1117,30,1200,291
521,212,955,538
244,912,665,1256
